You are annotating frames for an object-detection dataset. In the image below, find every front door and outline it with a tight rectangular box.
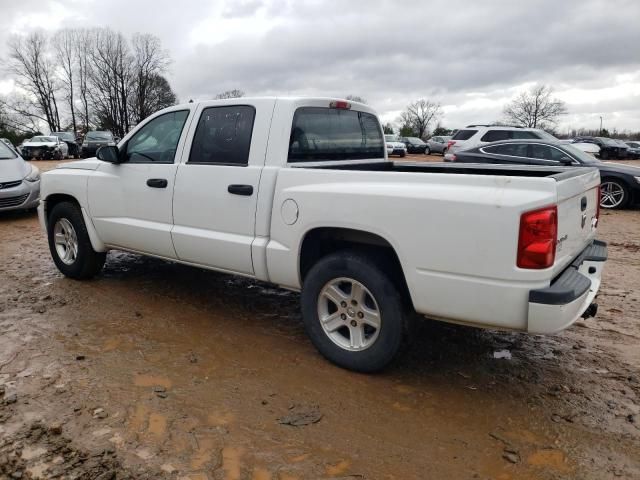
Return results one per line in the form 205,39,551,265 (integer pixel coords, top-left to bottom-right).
88,108,192,258
171,100,274,275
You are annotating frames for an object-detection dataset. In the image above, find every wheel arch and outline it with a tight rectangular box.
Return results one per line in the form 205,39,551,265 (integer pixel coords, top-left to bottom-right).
299,227,412,307
44,193,107,252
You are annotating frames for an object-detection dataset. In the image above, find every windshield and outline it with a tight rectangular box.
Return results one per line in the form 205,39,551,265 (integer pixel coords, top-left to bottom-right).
52,132,74,141
86,132,113,140
564,144,600,164
407,137,425,144
0,141,17,159
627,142,640,148
31,136,56,143
385,135,400,142
595,137,617,146
536,130,559,141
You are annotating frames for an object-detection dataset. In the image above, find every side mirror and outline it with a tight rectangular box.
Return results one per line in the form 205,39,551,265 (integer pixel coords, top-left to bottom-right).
97,145,122,164
559,156,574,166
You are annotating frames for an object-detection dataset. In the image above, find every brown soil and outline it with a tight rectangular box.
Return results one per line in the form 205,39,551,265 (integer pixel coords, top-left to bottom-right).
0,160,638,479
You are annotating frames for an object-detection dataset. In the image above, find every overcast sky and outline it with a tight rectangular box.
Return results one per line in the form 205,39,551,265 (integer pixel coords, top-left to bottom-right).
1,0,639,133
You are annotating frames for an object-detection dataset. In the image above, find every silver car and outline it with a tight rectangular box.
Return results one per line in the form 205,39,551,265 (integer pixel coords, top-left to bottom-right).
0,141,40,212
425,136,451,155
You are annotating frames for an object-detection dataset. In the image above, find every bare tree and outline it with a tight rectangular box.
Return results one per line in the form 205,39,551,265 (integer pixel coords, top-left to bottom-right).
400,99,442,139
87,28,133,137
74,29,92,132
215,89,245,99
129,33,170,123
0,94,43,134
7,32,61,132
503,85,567,129
345,94,367,104
52,29,77,133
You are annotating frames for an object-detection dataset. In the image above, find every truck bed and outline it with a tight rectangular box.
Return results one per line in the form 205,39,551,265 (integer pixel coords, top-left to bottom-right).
302,160,588,179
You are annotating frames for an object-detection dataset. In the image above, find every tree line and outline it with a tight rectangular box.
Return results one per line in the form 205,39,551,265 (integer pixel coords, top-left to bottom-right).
0,28,177,140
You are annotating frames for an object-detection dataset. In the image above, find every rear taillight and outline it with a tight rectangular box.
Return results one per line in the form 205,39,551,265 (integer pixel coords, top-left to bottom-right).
595,185,601,227
517,205,558,269
447,140,456,149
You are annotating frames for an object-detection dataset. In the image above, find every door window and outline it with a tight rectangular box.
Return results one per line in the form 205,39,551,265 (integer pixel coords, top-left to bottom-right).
482,143,529,157
188,106,256,166
125,110,189,163
530,144,572,162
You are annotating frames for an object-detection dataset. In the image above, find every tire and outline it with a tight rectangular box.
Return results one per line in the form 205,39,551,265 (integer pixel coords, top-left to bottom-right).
47,201,106,279
600,150,609,160
442,148,447,156
400,151,406,158
425,146,431,155
600,179,629,209
301,251,408,373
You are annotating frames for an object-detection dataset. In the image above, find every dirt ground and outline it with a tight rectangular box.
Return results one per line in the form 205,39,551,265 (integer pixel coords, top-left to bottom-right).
1,158,639,480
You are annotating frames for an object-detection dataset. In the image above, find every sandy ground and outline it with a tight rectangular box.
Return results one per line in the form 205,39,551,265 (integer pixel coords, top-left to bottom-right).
0,159,639,480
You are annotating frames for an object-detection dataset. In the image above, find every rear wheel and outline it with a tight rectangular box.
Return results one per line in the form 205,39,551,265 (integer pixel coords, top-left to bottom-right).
424,146,431,155
600,179,629,209
47,202,106,279
301,251,408,372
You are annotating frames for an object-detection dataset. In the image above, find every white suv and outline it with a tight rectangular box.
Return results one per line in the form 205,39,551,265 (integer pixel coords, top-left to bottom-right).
444,125,557,160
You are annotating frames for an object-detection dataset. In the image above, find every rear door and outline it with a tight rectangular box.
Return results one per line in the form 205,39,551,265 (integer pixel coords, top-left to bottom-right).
171,99,275,275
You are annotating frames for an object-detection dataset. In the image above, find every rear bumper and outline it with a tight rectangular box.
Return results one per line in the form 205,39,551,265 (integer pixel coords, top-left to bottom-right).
527,240,607,334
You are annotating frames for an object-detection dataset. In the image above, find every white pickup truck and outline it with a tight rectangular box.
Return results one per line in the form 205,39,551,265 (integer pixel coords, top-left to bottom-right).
38,97,606,372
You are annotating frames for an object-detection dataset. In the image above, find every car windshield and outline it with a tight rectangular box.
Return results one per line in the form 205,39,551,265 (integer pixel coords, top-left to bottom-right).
385,135,400,142
536,130,559,141
627,142,640,148
0,141,17,159
563,144,600,164
52,132,74,141
31,136,56,142
595,137,617,146
407,137,425,145
86,132,113,140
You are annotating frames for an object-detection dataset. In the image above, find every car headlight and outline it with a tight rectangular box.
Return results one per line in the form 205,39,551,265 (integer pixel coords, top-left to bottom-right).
24,165,40,182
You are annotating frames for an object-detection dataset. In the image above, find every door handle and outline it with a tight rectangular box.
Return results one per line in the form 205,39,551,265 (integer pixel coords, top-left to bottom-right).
147,178,168,188
228,184,254,196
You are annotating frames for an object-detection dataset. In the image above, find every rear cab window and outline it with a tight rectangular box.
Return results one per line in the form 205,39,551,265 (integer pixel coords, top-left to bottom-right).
451,129,477,141
288,107,384,162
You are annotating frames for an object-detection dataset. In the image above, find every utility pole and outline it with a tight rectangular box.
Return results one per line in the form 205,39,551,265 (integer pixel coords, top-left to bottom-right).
599,116,603,135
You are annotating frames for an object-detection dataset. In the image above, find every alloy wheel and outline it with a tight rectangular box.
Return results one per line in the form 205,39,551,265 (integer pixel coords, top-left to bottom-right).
53,218,79,265
317,277,381,351
600,181,625,209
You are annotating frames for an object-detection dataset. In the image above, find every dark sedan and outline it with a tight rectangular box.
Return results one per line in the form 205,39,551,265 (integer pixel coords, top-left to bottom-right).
51,131,81,159
81,131,116,158
400,137,428,154
573,136,627,160
450,140,640,209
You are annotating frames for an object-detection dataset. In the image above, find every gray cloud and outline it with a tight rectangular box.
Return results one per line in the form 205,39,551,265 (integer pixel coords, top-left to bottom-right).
1,0,639,131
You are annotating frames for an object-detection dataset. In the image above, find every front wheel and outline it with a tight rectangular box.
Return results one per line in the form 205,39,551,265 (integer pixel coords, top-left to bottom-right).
301,251,408,372
424,146,431,155
47,202,106,279
600,179,629,209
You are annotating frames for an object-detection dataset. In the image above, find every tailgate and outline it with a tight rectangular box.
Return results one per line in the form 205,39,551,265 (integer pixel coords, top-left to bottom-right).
552,168,600,276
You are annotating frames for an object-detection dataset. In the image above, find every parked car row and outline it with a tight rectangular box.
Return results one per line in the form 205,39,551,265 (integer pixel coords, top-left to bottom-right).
385,135,453,156
16,131,117,160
